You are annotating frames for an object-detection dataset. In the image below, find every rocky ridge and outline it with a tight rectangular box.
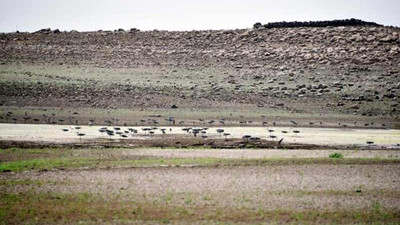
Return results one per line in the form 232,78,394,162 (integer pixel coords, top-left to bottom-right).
0,26,399,67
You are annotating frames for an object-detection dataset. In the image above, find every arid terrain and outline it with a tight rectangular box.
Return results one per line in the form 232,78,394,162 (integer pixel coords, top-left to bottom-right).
1,148,400,224
1,22,400,224
0,25,399,127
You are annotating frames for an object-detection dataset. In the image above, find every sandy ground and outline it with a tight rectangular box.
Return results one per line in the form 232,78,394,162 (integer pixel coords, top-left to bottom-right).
0,123,399,147
2,164,400,211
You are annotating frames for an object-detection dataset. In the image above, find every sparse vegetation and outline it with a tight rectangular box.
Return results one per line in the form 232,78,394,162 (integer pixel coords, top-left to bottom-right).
329,152,344,159
0,191,399,224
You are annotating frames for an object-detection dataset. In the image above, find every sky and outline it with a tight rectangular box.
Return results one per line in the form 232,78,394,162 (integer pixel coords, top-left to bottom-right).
0,0,399,32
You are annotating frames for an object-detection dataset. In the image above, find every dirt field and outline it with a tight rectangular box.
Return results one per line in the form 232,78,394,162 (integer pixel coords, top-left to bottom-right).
1,147,400,224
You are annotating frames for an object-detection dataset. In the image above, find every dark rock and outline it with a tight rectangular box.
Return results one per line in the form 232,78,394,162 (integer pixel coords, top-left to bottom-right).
350,105,360,110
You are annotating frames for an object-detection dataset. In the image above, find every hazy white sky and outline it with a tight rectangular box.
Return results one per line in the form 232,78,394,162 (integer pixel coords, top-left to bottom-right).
0,0,399,32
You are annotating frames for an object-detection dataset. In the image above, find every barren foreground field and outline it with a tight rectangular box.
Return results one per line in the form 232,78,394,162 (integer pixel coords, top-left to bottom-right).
1,147,400,224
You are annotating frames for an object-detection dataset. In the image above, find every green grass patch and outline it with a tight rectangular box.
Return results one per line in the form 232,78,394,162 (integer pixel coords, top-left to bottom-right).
0,157,100,172
2,147,400,172
1,156,400,172
119,157,400,167
0,179,71,187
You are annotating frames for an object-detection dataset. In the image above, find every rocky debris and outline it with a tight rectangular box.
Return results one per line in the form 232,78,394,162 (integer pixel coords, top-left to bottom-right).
1,25,399,69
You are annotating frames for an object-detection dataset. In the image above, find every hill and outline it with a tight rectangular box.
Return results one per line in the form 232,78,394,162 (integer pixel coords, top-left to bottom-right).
0,24,399,127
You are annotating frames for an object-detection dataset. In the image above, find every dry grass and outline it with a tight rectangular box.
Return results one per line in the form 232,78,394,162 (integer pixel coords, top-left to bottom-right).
1,147,400,172
1,147,400,224
1,191,400,225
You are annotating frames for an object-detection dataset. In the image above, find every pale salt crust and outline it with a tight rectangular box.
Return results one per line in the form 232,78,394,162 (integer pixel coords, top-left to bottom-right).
0,123,399,146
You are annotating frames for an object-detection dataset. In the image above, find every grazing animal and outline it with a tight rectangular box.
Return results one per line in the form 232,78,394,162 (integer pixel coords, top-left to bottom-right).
216,129,224,135
223,133,230,140
192,128,202,137
182,128,191,133
142,127,152,135
77,132,85,142
107,131,114,139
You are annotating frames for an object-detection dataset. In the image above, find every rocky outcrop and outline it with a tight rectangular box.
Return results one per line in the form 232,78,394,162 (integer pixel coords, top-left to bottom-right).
1,25,399,68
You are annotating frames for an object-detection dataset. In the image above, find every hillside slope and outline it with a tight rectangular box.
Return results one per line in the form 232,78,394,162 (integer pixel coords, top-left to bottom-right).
0,26,399,127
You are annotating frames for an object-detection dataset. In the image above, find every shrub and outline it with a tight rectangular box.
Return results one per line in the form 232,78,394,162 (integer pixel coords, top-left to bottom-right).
329,152,343,159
